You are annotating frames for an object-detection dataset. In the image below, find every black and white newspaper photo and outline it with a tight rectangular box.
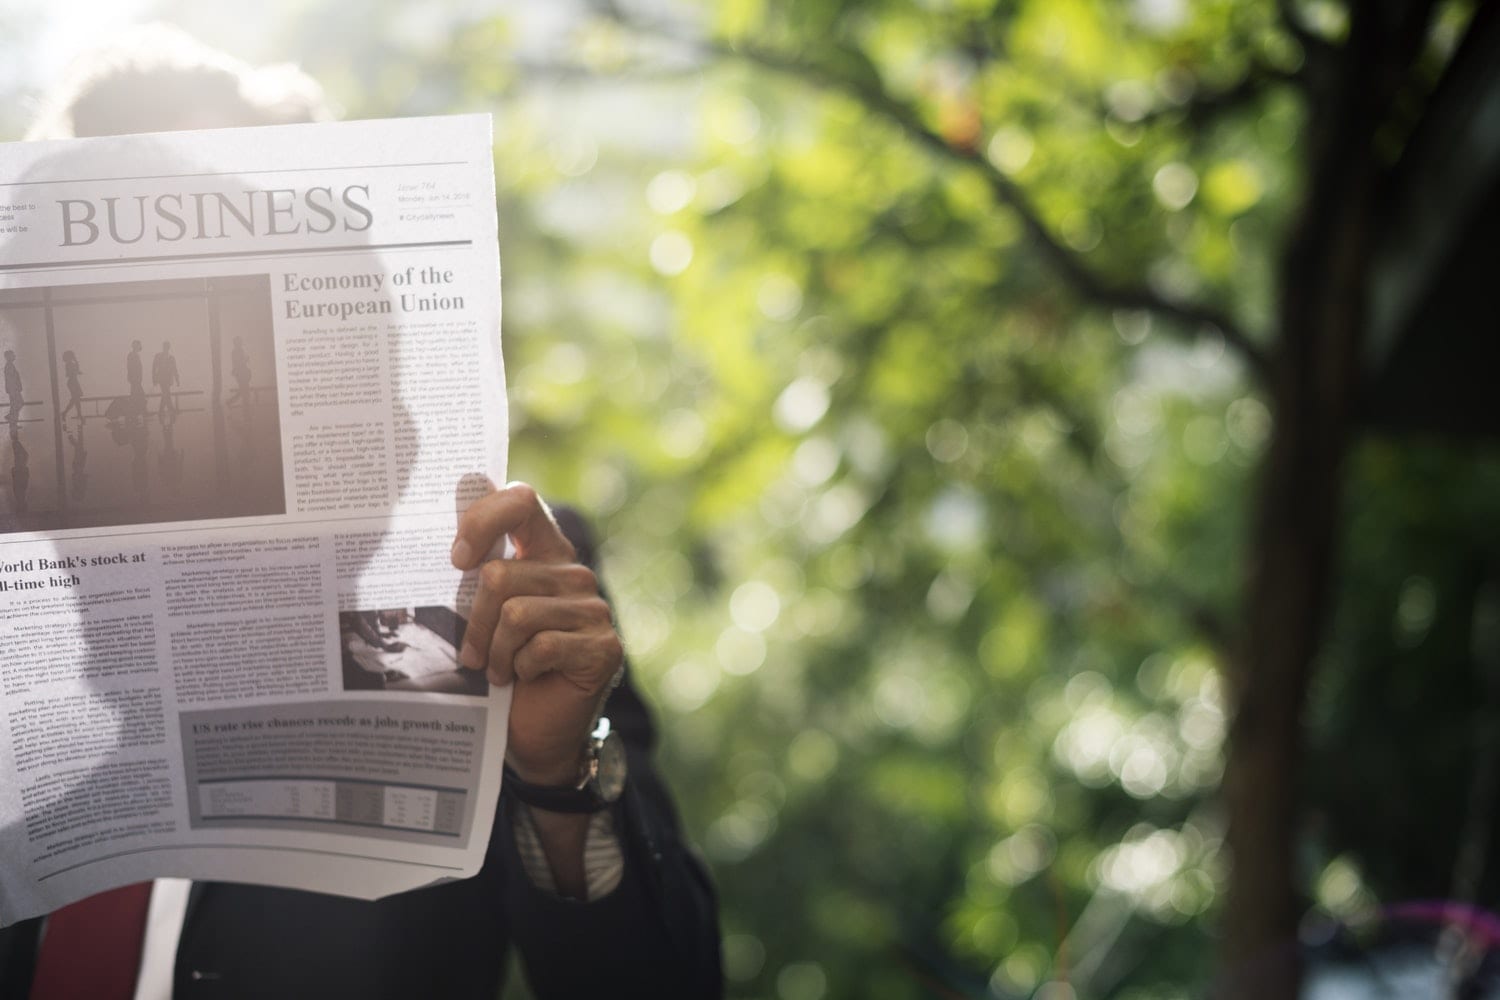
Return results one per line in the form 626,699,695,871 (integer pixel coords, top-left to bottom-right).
0,114,508,925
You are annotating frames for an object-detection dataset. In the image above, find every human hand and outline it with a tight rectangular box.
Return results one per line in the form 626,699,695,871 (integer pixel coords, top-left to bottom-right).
451,482,623,787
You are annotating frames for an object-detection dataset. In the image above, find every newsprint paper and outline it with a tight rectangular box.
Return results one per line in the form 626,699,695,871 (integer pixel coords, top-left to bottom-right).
0,114,510,925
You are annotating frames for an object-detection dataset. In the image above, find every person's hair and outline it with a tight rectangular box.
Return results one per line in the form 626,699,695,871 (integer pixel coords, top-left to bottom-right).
28,23,332,140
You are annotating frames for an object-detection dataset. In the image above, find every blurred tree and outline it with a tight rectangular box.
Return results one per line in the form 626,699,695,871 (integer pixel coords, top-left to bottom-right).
541,2,1500,996
8,0,1500,996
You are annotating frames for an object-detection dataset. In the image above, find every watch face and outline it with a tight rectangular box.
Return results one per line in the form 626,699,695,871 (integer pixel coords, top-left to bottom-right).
594,731,628,803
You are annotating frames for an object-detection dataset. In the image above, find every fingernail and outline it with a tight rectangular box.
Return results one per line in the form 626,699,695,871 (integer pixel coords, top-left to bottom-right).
487,669,505,686
451,538,474,568
459,644,482,669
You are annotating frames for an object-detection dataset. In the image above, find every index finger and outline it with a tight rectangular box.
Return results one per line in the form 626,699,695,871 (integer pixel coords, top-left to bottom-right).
451,481,576,569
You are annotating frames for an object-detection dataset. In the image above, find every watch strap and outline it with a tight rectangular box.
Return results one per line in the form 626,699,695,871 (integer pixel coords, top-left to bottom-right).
503,764,604,814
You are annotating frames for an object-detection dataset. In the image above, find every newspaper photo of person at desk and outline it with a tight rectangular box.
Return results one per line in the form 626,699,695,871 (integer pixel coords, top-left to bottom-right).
339,606,487,696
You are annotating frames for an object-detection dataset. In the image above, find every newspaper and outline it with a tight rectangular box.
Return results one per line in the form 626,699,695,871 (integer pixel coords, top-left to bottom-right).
0,114,509,926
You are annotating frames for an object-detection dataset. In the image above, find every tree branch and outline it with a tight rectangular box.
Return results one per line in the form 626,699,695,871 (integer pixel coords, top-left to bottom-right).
755,41,1271,378
592,14,1271,381
1127,60,1302,129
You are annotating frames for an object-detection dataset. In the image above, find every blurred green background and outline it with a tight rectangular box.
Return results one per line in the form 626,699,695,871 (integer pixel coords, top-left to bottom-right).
5,1,1500,997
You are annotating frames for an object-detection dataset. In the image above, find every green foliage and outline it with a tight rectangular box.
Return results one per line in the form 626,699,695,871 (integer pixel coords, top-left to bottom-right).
467,4,1276,992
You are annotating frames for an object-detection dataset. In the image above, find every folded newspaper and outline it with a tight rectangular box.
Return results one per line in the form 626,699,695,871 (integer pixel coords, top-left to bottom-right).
0,114,509,925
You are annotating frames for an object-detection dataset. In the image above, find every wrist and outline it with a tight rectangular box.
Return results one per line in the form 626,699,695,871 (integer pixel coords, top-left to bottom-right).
506,751,585,789
504,718,627,814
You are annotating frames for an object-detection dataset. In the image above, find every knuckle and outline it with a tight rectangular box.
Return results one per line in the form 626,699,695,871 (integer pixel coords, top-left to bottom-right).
529,631,563,661
580,644,623,693
479,560,507,591
598,633,624,670
562,564,598,593
498,599,529,631
509,650,536,680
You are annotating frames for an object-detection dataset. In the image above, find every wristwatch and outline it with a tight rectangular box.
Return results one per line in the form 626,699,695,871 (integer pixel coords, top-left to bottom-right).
503,717,627,813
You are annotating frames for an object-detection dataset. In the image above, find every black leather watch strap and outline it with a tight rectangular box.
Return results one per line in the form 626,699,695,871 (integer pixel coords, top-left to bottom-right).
503,765,603,814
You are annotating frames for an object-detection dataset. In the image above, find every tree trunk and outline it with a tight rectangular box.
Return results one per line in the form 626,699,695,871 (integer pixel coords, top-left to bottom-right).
1218,217,1370,999
1216,33,1382,994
